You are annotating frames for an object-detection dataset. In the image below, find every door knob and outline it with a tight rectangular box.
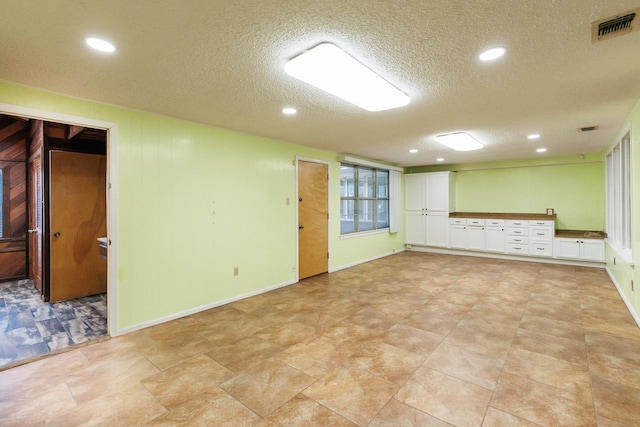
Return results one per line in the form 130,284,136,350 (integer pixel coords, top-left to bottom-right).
53,232,61,238
298,225,304,229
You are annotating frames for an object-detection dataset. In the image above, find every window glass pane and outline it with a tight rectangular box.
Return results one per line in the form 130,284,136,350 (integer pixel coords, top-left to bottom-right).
340,165,356,198
340,199,356,234
358,199,374,231
377,170,389,198
358,167,374,198
377,199,389,228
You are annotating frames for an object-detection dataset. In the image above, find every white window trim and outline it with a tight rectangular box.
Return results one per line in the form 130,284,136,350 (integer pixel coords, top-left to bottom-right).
338,155,403,237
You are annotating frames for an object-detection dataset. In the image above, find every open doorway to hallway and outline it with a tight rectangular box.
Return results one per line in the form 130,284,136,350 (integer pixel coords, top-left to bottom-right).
0,114,109,368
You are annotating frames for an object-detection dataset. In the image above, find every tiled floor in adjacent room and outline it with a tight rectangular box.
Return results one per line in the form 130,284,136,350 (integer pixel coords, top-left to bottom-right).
0,280,107,368
1,252,639,426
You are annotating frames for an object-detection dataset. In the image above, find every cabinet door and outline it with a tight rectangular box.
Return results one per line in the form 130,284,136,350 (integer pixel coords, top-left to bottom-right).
450,225,466,249
405,212,426,245
425,173,449,211
581,240,605,262
405,174,425,211
485,227,505,253
467,226,485,251
554,239,580,259
425,212,448,247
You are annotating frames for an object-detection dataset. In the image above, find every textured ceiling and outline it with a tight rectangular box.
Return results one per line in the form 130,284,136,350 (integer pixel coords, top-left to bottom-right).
2,1,640,166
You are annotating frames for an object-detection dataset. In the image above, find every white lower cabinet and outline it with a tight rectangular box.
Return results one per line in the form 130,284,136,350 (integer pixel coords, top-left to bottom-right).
405,212,426,245
425,212,448,247
485,226,505,253
406,211,448,247
467,226,485,251
554,238,605,262
505,220,529,255
449,223,467,249
528,221,554,258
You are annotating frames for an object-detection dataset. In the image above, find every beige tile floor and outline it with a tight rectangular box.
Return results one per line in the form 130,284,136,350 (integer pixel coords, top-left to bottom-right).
1,252,639,426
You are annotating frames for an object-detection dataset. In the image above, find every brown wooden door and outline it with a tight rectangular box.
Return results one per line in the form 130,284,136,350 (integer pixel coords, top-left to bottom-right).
28,154,43,292
298,160,328,279
49,151,106,302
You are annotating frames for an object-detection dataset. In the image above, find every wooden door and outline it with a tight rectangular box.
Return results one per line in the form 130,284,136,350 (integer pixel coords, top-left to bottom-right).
49,151,106,302
298,160,328,279
28,154,43,292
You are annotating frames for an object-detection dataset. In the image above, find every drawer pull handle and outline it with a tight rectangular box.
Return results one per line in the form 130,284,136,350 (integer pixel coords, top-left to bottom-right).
537,233,545,236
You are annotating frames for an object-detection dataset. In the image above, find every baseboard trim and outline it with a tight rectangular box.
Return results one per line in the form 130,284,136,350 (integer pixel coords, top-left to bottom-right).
329,248,405,273
605,266,640,328
112,279,298,336
407,246,606,268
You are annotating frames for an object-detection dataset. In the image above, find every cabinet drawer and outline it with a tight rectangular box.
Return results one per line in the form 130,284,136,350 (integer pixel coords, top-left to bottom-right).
467,219,485,226
506,227,527,236
506,220,527,227
486,219,505,226
530,227,553,241
506,244,529,255
529,220,554,227
450,218,467,225
530,242,552,257
507,236,528,244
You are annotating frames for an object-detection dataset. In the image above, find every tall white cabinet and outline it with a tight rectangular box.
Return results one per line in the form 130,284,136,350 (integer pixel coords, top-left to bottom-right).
405,172,455,248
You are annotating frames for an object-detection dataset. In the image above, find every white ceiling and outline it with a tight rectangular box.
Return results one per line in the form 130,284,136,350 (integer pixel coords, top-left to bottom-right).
2,1,640,167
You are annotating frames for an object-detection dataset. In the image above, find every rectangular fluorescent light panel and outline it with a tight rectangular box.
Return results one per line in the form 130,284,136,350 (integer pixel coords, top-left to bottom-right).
285,43,410,112
435,132,484,151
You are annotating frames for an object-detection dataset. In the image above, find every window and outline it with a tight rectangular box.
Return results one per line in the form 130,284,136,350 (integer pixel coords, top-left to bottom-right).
605,131,631,254
340,164,389,234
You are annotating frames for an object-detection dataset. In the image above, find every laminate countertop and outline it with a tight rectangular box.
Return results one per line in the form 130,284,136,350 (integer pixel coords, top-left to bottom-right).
555,230,607,240
449,212,557,221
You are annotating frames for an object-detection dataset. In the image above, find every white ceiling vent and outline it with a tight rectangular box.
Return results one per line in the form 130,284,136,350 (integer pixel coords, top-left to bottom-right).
592,9,639,43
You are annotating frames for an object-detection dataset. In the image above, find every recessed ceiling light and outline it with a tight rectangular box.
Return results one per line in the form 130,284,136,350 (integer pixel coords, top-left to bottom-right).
282,107,297,115
479,47,506,61
536,148,547,153
284,42,410,112
435,132,484,151
527,133,541,140
409,149,418,153
85,37,116,53
436,158,445,162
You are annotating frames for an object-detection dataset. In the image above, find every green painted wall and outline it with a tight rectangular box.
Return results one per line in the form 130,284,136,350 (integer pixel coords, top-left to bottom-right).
605,98,640,323
408,155,605,231
0,81,404,331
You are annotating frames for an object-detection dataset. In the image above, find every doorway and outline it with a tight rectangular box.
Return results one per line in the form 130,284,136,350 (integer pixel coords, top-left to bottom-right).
0,103,116,337
297,159,329,279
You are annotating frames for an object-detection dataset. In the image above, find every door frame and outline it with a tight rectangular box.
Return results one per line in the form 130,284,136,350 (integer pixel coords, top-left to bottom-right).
0,102,118,336
295,156,331,281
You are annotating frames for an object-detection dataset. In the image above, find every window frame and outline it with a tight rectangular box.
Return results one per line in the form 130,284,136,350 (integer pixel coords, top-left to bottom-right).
339,163,390,235
605,130,632,261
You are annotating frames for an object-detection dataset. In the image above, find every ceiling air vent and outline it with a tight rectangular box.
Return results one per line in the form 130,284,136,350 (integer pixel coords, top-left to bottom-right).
578,126,598,132
592,9,639,43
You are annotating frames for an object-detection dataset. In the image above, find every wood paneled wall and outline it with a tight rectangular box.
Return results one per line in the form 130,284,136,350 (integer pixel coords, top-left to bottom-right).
0,116,28,281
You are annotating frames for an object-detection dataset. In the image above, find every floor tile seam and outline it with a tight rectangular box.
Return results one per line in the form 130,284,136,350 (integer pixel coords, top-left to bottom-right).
484,405,547,427
488,372,595,427
514,328,590,362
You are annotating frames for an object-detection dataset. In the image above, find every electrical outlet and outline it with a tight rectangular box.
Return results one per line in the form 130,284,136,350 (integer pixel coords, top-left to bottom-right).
286,197,290,205
291,266,296,272
233,267,239,276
